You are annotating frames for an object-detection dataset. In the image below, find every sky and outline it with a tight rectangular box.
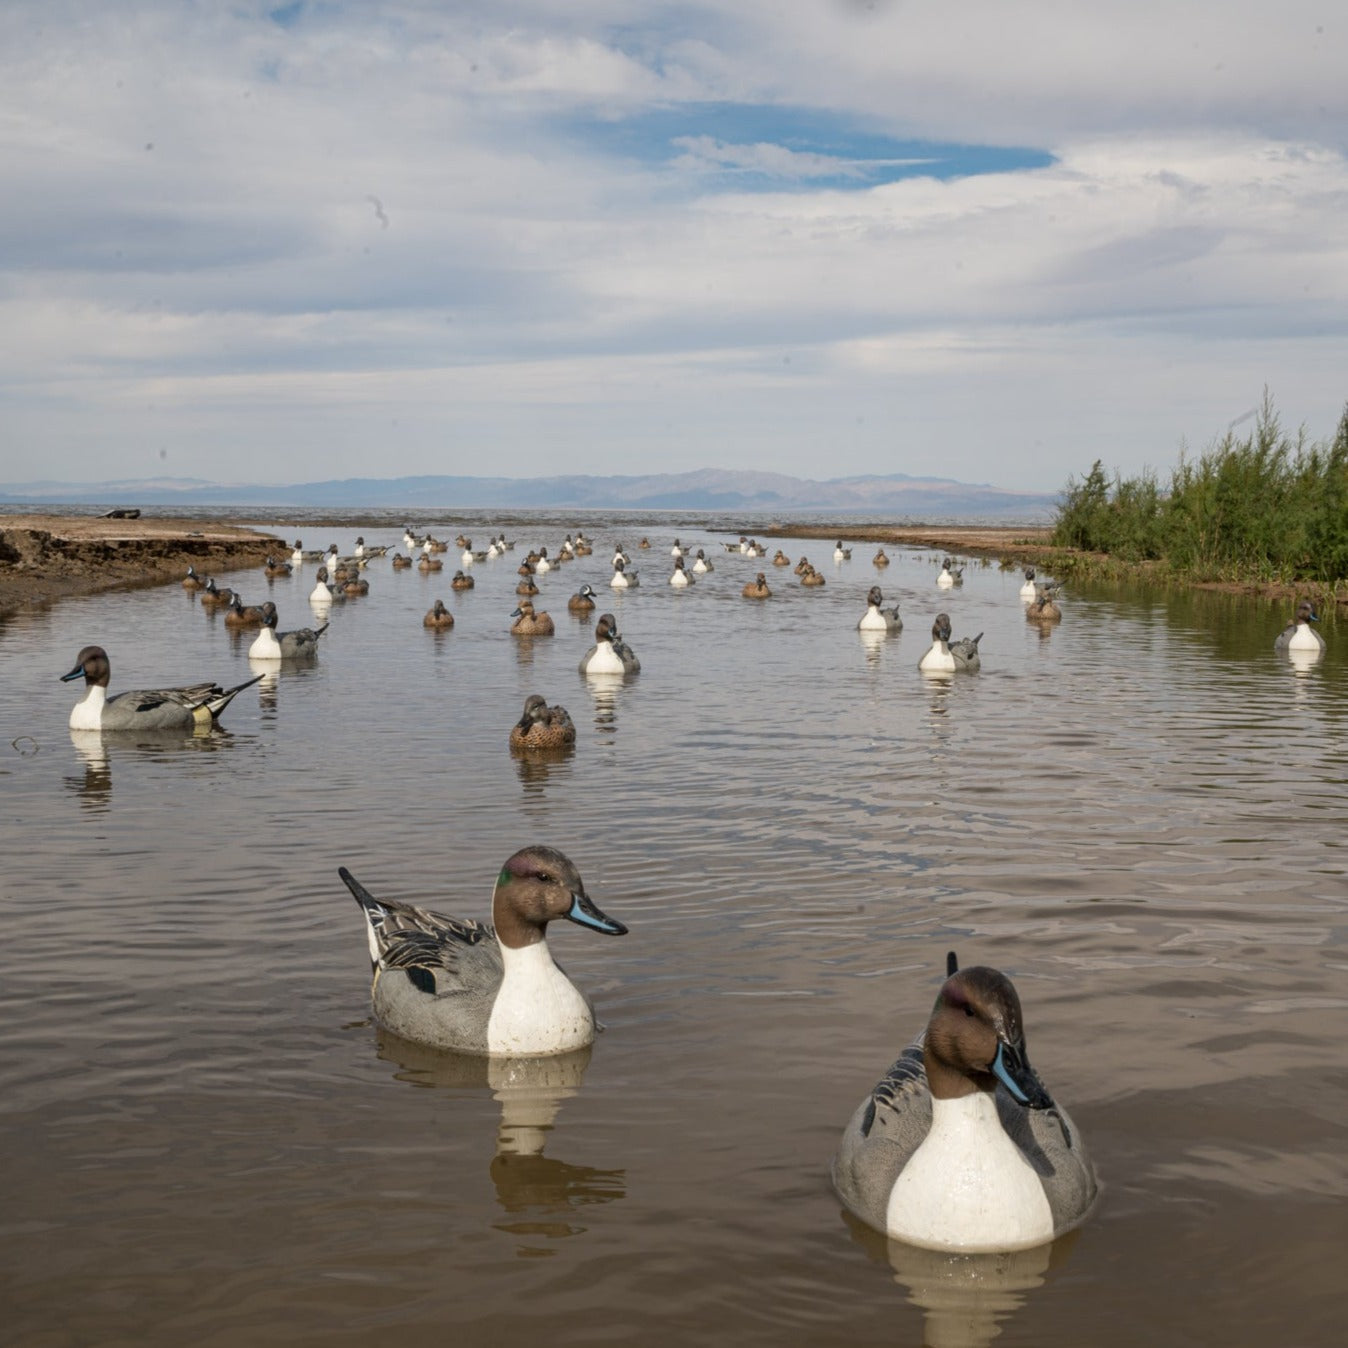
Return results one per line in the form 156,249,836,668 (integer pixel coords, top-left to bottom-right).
1,1,1345,493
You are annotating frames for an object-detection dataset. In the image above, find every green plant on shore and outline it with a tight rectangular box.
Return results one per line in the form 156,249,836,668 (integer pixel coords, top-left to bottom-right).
1053,392,1348,586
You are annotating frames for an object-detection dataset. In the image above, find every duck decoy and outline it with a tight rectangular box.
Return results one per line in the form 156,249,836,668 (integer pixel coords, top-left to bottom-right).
579,613,640,675
692,549,715,574
937,558,964,588
263,555,293,579
181,566,205,590
873,548,890,568
834,541,853,561
248,603,328,660
450,569,474,590
510,600,555,636
516,576,540,597
60,645,261,731
339,846,627,1055
1026,589,1062,622
423,599,455,631
391,552,413,569
509,694,576,751
800,565,826,587
833,952,1097,1252
858,586,903,632
742,573,772,599
310,567,336,603
919,613,982,672
223,595,267,627
198,579,235,608
1019,567,1039,600
669,557,695,587
568,583,597,613
610,559,638,589
1274,601,1326,654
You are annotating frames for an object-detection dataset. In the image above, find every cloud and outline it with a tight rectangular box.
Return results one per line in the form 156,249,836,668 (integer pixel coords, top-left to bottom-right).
0,2,1344,489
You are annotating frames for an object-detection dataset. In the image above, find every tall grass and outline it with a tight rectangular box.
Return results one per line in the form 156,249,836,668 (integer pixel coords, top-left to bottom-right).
1053,393,1348,584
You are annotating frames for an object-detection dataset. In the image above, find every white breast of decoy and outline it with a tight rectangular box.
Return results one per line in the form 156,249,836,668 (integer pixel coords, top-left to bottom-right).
485,942,593,1055
885,1092,1054,1251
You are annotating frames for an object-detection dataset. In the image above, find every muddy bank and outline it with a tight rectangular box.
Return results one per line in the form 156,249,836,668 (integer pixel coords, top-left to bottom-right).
0,515,285,619
766,522,1054,559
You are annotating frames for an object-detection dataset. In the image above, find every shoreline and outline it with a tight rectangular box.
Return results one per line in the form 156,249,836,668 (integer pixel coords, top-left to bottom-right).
0,514,284,619
1,513,1339,615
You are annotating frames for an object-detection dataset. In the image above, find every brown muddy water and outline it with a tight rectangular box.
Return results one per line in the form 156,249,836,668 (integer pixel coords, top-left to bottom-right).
1,514,1344,1348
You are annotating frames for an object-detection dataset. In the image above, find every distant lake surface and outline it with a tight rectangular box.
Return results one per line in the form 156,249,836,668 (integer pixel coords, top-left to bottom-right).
1,512,1343,1347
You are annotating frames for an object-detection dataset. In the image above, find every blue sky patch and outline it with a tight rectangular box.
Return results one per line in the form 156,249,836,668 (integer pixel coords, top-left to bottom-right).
561,103,1054,190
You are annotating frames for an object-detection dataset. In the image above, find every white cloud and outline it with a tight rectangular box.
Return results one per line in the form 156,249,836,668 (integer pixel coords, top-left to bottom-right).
0,1,1344,489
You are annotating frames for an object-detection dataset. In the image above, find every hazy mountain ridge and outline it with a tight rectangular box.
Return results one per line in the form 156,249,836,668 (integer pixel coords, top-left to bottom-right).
1,469,1057,515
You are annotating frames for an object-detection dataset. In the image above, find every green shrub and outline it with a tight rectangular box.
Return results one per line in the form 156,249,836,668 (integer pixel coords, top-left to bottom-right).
1052,393,1348,584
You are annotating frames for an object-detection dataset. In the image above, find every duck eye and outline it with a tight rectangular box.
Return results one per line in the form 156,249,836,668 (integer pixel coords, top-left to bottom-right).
964,1005,975,1017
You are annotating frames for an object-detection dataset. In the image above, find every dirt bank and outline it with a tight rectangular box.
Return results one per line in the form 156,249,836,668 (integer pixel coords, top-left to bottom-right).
767,522,1054,560
0,514,285,618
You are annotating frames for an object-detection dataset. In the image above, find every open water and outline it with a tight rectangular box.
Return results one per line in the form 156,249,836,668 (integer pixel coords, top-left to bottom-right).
1,512,1344,1347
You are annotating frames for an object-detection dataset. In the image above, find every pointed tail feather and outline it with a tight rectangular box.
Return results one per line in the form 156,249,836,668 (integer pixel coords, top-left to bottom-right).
198,672,264,719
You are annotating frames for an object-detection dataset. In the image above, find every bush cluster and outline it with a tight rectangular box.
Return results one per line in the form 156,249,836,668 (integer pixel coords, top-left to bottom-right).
1052,394,1348,584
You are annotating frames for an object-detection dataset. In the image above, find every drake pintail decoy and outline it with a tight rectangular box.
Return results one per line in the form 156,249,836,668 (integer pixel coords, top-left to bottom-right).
61,645,260,730
669,557,694,587
579,613,640,675
833,952,1097,1252
937,558,964,588
858,586,903,632
310,568,335,604
919,613,982,672
248,603,328,660
1274,601,1326,654
339,846,627,1055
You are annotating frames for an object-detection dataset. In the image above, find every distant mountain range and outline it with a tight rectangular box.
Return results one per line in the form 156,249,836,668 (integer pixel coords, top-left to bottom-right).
0,469,1057,516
